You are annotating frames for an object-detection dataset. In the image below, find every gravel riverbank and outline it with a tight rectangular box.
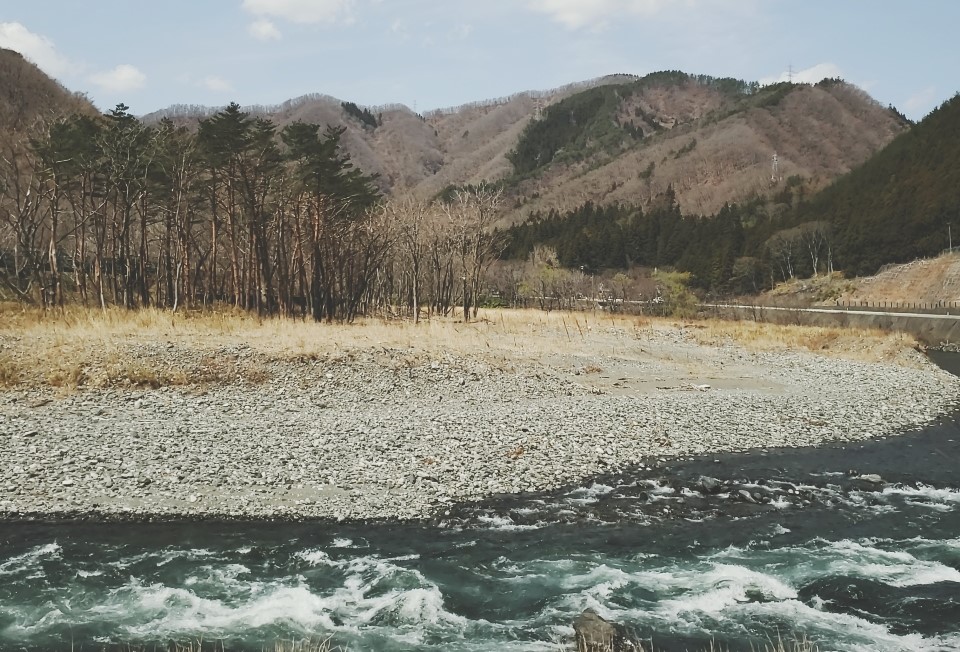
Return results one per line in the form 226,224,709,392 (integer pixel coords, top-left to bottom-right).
2,327,958,522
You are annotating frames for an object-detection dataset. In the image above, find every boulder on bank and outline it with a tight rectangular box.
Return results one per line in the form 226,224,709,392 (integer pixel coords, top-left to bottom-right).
696,476,723,494
573,608,640,651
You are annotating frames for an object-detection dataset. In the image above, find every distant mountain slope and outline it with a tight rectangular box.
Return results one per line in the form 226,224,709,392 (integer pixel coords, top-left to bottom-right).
144,72,905,217
144,75,636,196
506,75,907,218
499,88,960,295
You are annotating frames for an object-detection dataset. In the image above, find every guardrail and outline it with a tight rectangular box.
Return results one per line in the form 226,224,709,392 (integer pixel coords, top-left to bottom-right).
833,299,960,315
704,303,960,345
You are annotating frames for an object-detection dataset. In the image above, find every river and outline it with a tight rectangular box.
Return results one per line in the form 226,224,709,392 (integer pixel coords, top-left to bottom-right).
3,360,960,652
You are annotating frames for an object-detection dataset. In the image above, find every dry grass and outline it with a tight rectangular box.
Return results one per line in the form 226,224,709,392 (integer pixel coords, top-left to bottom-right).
765,253,960,308
835,251,960,306
0,303,922,392
0,352,22,387
765,272,855,305
684,319,920,365
0,304,277,392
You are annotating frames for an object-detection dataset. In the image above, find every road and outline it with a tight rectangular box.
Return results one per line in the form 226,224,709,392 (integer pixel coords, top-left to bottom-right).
706,304,960,321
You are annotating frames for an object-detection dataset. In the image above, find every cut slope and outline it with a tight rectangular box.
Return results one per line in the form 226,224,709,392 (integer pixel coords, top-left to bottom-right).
836,253,960,305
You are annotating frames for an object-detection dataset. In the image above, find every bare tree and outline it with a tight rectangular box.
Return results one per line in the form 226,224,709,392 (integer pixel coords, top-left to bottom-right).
0,131,47,302
799,221,832,277
386,194,435,323
442,185,504,321
766,228,801,282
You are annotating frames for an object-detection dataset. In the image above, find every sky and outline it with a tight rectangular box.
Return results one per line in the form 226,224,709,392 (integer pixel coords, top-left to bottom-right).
0,0,957,120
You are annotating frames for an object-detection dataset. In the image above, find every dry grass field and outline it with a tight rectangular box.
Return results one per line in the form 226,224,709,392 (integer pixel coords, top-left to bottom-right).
0,303,921,393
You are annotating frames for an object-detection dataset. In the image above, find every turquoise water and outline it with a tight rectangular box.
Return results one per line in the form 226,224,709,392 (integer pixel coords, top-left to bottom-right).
3,435,960,652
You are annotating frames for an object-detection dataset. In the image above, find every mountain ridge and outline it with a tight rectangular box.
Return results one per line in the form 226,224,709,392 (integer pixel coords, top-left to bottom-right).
137,71,907,217
0,55,908,221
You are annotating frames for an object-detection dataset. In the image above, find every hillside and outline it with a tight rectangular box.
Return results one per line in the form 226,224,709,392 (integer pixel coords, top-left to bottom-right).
500,89,960,296
145,72,905,217
790,93,960,277
0,48,93,131
758,252,960,308
509,77,907,217
144,75,636,197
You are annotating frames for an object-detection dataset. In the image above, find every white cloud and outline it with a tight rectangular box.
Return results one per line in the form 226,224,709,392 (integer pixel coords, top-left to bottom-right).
528,0,677,30
177,73,235,94
201,75,234,93
0,21,76,77
451,24,474,40
249,18,283,40
759,63,843,86
904,86,937,114
390,18,410,39
89,64,146,93
241,0,355,25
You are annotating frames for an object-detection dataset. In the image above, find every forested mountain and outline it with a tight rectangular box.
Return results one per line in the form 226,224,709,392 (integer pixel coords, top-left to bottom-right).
144,72,905,218
143,75,640,201
504,75,907,218
791,93,960,276
502,93,960,295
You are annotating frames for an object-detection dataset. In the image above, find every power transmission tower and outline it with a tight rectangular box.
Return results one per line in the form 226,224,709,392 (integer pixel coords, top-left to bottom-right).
534,97,543,121
787,64,794,83
771,151,781,184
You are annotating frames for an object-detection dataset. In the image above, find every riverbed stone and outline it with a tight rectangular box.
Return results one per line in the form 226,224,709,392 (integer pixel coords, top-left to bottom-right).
573,609,638,652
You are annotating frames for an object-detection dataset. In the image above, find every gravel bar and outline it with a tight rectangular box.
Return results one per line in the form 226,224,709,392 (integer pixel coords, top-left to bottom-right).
2,334,958,522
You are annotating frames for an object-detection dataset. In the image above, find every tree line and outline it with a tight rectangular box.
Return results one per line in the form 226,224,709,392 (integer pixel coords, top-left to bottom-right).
502,184,846,296
6,90,955,316
0,102,503,321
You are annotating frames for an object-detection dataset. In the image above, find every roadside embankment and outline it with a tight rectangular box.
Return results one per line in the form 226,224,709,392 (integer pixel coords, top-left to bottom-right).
712,304,960,346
